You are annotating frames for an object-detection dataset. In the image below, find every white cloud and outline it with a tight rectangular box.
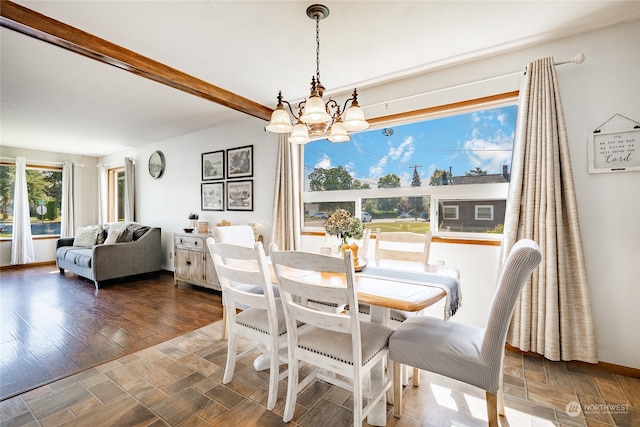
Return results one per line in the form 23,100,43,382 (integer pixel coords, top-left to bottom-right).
463,132,513,173
369,156,388,178
388,136,415,163
314,154,332,169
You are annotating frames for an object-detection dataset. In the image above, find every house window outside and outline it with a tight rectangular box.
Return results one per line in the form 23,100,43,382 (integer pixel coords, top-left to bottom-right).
301,93,517,238
443,205,459,220
0,164,63,237
475,205,494,220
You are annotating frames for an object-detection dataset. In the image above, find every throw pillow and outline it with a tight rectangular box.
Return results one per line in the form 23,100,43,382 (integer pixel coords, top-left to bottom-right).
116,225,135,243
73,225,100,247
104,222,131,244
96,224,107,245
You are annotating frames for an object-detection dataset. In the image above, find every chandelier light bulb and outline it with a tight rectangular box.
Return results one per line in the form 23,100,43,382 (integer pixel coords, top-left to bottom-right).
266,105,294,133
288,122,311,144
328,120,350,143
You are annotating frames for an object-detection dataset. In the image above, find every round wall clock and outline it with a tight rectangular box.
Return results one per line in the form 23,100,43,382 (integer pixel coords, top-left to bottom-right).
148,150,165,179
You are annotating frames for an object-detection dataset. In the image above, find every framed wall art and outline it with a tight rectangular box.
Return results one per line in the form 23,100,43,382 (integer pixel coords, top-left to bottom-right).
201,150,224,180
588,129,640,174
227,145,253,179
227,180,253,211
201,182,224,211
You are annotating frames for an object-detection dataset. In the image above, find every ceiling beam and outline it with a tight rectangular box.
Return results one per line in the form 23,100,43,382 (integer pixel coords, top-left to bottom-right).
0,0,273,121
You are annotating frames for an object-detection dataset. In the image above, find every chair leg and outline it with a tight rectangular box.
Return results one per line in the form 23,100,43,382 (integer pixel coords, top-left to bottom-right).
222,328,237,384
283,354,298,423
498,386,505,416
486,391,499,427
266,339,279,410
413,367,420,387
221,307,228,341
393,362,403,418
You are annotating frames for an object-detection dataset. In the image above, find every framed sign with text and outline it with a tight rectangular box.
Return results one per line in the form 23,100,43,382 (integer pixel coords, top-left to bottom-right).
588,129,640,174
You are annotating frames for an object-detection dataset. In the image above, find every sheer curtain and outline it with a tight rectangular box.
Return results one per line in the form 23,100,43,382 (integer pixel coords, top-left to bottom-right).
60,162,75,237
10,157,34,264
97,164,108,224
124,157,135,222
502,57,597,363
271,134,301,250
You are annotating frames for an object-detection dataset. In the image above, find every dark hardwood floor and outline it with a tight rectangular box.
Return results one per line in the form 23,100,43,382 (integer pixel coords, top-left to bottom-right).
0,264,223,401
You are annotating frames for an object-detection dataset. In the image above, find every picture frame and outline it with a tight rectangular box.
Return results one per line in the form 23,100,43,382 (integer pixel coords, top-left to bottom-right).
226,145,253,179
201,150,225,180
588,129,640,174
226,180,253,211
201,182,224,211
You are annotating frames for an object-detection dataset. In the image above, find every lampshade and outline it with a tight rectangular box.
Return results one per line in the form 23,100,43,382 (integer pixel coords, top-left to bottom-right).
288,123,311,144
300,95,332,124
328,121,349,143
266,107,294,133
343,103,370,132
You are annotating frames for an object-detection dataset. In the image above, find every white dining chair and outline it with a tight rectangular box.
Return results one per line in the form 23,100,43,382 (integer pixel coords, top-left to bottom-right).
388,239,542,426
368,228,433,385
374,228,432,264
209,225,264,340
208,240,289,410
269,244,394,425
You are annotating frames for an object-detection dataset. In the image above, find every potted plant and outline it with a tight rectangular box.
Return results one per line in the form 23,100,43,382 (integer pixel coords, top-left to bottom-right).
188,213,199,229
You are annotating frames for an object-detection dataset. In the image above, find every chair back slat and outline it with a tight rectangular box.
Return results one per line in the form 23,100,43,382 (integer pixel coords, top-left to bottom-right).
375,229,432,265
269,247,360,340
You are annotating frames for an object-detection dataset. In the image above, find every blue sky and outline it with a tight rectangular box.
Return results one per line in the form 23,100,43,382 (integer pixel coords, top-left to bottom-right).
304,104,518,187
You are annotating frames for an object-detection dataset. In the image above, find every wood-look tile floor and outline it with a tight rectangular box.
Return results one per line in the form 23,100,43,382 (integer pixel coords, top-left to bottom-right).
0,264,223,401
1,265,639,426
2,321,639,427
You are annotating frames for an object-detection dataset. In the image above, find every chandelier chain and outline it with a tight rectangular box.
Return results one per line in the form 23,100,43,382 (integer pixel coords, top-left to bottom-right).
315,14,321,84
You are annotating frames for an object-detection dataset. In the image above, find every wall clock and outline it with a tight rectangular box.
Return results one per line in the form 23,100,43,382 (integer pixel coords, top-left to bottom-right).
148,150,165,179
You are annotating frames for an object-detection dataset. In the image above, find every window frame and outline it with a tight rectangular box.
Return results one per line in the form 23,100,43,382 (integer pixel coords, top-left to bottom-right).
299,91,518,241
0,162,63,239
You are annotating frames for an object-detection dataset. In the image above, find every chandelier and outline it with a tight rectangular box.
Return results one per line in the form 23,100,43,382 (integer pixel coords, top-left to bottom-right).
266,4,369,144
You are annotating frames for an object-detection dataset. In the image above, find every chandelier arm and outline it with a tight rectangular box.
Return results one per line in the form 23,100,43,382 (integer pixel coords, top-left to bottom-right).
280,99,300,121
340,97,356,117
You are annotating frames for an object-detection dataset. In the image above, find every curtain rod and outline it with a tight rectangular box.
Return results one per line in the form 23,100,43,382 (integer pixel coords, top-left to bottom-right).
363,53,586,110
0,156,85,167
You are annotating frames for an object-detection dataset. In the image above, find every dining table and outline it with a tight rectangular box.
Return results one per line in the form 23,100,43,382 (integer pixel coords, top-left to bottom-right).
241,254,462,426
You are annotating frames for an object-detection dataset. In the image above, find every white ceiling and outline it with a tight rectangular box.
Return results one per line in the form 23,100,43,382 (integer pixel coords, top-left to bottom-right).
2,1,638,157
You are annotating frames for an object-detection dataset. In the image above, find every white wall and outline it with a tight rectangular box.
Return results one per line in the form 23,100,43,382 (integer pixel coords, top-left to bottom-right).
97,118,279,271
2,20,637,369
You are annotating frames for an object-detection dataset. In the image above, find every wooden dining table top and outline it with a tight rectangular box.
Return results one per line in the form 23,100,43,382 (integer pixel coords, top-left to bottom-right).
235,256,460,314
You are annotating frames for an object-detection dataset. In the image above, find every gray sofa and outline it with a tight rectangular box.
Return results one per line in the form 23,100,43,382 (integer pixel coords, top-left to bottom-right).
56,223,162,289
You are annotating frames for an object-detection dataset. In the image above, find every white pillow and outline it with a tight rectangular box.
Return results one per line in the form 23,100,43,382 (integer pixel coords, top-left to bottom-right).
73,225,100,247
104,222,131,244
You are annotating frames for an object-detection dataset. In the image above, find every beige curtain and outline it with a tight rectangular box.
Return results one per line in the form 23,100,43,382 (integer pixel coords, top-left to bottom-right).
502,57,597,363
60,162,75,238
271,134,300,250
124,157,135,222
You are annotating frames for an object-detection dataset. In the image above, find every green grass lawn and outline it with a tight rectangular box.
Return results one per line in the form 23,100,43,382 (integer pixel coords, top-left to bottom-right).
363,221,431,233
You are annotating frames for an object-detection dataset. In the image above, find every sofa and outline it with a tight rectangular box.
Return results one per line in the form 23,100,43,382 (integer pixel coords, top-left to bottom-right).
56,222,162,289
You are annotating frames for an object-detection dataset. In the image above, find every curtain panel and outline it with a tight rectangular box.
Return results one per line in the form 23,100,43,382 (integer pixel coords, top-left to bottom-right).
97,164,108,224
124,157,135,222
271,134,301,251
502,57,597,363
10,157,34,264
60,162,75,238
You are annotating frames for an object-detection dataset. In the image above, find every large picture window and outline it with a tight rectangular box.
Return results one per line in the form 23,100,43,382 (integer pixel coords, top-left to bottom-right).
0,163,63,237
301,93,517,238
